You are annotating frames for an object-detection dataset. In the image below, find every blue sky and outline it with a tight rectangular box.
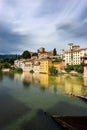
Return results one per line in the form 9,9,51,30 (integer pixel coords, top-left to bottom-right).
0,0,87,54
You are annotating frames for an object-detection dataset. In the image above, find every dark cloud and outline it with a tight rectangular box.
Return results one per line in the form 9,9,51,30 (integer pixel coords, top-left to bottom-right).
4,0,17,6
57,21,87,39
79,6,87,20
0,22,28,54
36,0,68,17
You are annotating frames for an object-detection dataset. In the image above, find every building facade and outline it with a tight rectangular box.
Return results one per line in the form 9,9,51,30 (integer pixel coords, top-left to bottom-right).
40,59,52,74
81,56,87,77
53,61,65,72
63,43,87,66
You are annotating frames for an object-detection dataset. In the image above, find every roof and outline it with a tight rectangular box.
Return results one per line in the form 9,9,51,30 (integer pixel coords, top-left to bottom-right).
80,48,87,50
65,50,80,53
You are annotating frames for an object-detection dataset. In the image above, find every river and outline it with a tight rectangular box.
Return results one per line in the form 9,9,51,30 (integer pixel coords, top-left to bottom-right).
0,72,87,130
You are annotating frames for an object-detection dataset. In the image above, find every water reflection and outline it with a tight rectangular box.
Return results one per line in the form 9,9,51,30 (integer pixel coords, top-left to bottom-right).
22,80,31,87
64,76,83,96
1,72,87,130
13,72,87,96
0,72,3,81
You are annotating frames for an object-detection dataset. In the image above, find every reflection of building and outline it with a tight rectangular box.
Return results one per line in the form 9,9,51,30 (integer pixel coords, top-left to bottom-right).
39,74,49,87
40,59,52,74
21,72,33,83
55,76,65,85
64,77,82,96
14,73,23,81
14,72,87,95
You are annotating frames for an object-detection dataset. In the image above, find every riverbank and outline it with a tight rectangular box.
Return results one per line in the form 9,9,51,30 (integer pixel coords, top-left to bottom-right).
1,68,10,72
52,115,87,130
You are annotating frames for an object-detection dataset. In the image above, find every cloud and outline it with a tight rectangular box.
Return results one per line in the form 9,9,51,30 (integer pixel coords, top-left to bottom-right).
56,20,87,39
36,0,66,17
4,0,17,6
0,0,87,54
79,6,87,20
0,22,30,54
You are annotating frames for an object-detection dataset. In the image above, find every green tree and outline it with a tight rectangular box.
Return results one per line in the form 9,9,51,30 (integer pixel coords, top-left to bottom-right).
73,65,83,73
30,70,34,73
49,66,58,75
53,48,57,56
65,64,83,73
2,62,11,68
22,50,31,59
53,58,62,62
32,53,38,57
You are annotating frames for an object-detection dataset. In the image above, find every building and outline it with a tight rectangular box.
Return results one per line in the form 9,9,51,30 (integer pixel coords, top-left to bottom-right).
14,59,34,72
64,43,81,65
60,49,65,60
37,47,45,53
81,56,87,77
53,61,65,72
40,59,53,74
14,59,25,69
65,50,81,65
23,60,33,72
80,48,87,57
63,43,87,66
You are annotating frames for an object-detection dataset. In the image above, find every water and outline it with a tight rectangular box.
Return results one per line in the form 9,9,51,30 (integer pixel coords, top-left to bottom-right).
0,72,87,130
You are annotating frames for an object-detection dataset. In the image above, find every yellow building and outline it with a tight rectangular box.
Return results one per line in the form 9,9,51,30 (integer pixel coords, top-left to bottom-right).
53,61,64,72
40,59,52,74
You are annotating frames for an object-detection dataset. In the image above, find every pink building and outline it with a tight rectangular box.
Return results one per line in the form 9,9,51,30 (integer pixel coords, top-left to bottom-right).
81,56,87,77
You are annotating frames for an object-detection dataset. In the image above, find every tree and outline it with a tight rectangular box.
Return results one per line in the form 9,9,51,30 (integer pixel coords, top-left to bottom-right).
65,64,83,73
49,66,58,75
53,48,57,56
73,65,83,73
22,50,31,59
32,53,38,57
53,58,62,62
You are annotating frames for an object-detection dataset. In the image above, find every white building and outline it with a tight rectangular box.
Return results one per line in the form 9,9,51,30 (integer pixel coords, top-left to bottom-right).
23,60,33,72
63,43,87,66
14,59,40,73
14,59,25,69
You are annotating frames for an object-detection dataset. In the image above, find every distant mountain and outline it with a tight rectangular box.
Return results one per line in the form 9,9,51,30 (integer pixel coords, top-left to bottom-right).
0,54,19,59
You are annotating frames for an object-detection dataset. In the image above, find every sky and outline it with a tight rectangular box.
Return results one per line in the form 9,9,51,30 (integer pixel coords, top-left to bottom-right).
0,0,87,54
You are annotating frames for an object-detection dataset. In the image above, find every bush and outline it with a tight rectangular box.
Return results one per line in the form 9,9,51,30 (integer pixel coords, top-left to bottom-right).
49,66,58,75
13,68,23,73
65,64,83,73
30,70,34,74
